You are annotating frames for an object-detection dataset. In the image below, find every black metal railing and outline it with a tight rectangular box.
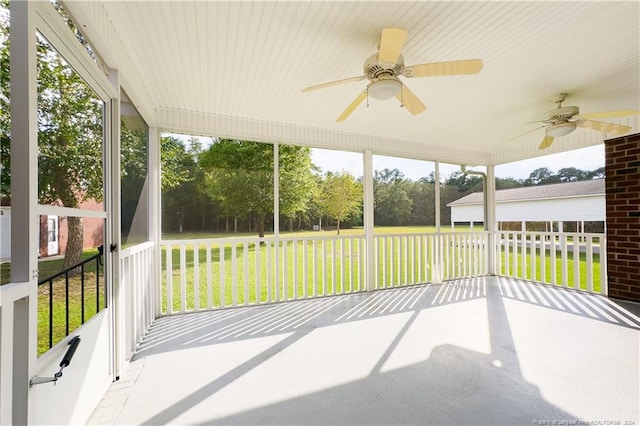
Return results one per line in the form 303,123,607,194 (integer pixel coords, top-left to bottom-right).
38,245,105,350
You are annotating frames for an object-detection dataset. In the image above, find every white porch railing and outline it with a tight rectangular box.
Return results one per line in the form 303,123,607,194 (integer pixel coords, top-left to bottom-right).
495,231,607,295
160,235,366,314
375,232,489,289
120,241,156,359
159,232,492,314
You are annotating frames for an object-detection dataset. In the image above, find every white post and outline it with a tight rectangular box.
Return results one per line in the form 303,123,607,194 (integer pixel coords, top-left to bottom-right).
149,127,161,317
433,161,442,282
363,150,375,291
8,1,38,423
273,143,280,298
107,70,124,378
486,165,497,275
435,161,441,232
558,221,564,233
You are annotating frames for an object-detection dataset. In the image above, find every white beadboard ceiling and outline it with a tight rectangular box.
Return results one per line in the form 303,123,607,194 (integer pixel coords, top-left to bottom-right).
65,1,640,165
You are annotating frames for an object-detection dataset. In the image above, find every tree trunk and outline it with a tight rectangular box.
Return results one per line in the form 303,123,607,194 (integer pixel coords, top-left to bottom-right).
257,215,265,238
63,216,84,272
289,217,293,232
234,217,238,233
336,219,341,235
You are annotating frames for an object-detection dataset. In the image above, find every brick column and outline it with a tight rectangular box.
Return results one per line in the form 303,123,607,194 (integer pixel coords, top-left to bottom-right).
605,133,640,302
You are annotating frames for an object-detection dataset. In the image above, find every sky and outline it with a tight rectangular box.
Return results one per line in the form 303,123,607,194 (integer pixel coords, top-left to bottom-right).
166,132,604,182
311,144,604,181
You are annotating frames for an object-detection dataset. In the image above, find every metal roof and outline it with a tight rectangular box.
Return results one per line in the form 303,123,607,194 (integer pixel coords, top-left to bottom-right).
448,179,605,206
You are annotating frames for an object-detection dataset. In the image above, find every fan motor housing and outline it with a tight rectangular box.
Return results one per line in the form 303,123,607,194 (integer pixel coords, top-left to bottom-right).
363,53,404,79
544,105,579,123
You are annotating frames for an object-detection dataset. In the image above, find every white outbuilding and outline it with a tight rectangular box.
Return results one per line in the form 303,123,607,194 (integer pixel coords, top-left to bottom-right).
447,179,605,232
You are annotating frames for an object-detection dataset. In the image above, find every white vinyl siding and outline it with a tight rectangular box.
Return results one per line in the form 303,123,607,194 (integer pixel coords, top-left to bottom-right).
451,195,604,223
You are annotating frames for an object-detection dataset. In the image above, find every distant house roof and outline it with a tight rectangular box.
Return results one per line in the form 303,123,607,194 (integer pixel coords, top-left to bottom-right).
447,179,605,206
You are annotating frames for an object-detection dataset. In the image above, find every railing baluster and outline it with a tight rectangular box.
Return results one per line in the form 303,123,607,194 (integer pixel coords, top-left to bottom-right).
294,239,300,299
244,242,249,305
49,280,53,349
340,238,345,294
586,235,594,292
573,235,580,290
231,243,238,306
220,244,226,308
323,239,328,296
282,240,287,301
206,244,212,309
166,244,173,314
540,233,549,283
65,273,69,336
561,234,569,287
266,241,272,302
194,244,200,311
550,234,557,285
255,241,261,304
180,245,186,312
303,239,308,298
81,263,85,324
312,240,317,297
332,238,337,294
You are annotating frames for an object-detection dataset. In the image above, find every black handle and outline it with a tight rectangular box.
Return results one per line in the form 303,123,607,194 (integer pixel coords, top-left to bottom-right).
60,336,81,369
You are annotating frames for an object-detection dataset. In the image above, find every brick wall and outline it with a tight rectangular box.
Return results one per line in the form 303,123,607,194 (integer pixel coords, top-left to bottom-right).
605,132,640,302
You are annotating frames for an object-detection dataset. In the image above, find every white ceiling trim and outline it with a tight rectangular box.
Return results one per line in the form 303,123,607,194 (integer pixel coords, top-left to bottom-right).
63,1,156,126
156,107,490,166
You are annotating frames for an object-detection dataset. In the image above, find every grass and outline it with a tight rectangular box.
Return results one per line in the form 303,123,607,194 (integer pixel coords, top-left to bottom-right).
1,226,602,355
498,248,602,293
1,248,106,355
159,229,602,314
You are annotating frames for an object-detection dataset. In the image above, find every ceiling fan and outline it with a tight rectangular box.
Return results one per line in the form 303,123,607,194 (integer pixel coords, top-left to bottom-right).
302,27,484,122
519,93,638,150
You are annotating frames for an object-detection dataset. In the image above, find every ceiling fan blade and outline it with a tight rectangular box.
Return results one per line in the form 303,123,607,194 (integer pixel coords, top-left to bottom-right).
302,76,367,93
576,119,631,135
498,125,547,147
578,110,640,120
337,90,368,122
395,83,426,115
539,135,555,150
403,59,484,78
378,27,408,66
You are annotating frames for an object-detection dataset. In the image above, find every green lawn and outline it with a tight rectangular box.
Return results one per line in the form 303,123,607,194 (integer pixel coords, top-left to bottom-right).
1,226,603,355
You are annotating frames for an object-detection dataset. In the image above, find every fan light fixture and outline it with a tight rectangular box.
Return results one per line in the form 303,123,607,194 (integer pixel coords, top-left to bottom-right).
546,122,576,138
368,78,401,100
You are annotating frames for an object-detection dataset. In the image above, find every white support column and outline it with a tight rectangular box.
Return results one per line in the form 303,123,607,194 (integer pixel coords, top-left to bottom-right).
8,1,38,423
149,127,161,318
486,165,497,275
273,143,280,298
363,150,375,291
107,70,124,379
433,161,442,282
435,161,441,232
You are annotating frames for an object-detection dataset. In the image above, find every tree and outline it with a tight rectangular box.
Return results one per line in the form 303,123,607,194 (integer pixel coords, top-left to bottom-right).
37,36,104,269
315,172,363,234
200,139,316,237
557,167,589,182
524,167,558,186
373,169,414,226
277,144,317,224
160,136,219,234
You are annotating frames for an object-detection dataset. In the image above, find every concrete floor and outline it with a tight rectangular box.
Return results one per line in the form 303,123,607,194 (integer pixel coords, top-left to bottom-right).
89,276,640,425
